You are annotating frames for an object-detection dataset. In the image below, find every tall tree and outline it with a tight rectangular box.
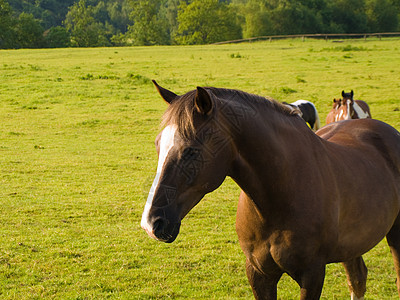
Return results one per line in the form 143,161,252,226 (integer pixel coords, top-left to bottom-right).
64,0,109,47
235,0,329,37
175,0,242,44
365,0,398,32
0,0,17,48
240,0,273,38
328,0,368,33
107,0,132,33
9,0,77,30
16,12,45,48
45,25,71,48
164,0,181,42
126,0,170,45
269,0,324,34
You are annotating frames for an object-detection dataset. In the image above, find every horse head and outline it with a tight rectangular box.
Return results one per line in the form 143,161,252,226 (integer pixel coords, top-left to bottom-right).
332,98,341,109
141,81,235,243
342,90,354,100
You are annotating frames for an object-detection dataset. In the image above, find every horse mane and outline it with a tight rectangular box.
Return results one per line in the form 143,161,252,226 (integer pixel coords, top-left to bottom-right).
161,87,298,139
161,89,198,139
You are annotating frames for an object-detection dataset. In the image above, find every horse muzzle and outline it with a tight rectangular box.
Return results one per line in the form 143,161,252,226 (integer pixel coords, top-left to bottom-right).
141,206,181,243
151,218,181,243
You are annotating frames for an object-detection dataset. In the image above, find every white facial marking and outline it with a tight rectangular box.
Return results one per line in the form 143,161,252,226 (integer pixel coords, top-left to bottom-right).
141,125,177,235
345,100,352,120
336,109,344,121
353,102,370,118
351,292,364,300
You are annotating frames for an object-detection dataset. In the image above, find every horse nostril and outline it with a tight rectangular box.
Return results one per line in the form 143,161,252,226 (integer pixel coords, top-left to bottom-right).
149,217,181,243
153,218,167,235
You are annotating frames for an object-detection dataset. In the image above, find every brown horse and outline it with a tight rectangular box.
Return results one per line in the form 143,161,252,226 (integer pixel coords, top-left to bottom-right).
326,98,341,124
326,90,371,124
141,81,400,299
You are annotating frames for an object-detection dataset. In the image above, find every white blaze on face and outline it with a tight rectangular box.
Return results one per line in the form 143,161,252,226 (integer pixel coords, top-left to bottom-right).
141,125,177,234
353,102,370,118
344,99,352,120
351,292,364,300
336,109,344,121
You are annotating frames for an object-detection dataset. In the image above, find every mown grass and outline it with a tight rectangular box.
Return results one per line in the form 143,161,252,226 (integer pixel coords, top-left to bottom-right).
0,38,399,299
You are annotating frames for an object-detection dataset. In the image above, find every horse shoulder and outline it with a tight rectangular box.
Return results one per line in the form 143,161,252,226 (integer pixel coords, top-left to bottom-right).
236,191,271,265
236,190,326,275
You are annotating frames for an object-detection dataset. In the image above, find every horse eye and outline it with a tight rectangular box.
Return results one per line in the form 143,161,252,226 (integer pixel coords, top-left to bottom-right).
182,147,200,161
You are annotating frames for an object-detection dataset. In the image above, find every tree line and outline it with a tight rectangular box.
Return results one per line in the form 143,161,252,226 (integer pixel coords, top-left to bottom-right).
1,0,400,49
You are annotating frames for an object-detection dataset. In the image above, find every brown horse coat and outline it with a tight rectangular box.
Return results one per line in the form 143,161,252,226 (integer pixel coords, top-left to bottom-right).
142,82,400,299
326,98,341,124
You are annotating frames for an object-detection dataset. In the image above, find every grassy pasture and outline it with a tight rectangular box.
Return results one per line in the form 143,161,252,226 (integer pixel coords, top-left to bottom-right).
0,38,399,299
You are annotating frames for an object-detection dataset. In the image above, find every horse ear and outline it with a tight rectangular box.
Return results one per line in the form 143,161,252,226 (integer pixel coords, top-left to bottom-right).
341,90,345,97
195,87,213,115
152,80,178,104
350,90,354,99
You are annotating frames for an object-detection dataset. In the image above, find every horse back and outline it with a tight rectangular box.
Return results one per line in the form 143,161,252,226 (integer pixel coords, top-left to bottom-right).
317,119,400,259
317,119,400,175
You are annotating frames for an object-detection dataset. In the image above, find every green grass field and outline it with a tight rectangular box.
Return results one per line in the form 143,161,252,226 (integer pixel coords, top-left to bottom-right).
0,38,399,299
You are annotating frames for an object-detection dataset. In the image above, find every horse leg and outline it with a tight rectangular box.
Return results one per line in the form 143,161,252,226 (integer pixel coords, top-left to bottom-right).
245,258,283,300
386,222,400,297
342,257,368,300
291,263,326,300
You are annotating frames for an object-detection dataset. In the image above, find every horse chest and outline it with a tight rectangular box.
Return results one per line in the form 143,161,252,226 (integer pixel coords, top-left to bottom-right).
239,225,319,274
236,196,321,273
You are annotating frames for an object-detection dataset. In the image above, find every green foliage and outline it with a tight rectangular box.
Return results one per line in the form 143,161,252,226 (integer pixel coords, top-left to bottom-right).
321,44,369,51
15,12,45,48
238,0,400,37
3,0,132,48
164,0,181,41
126,72,152,84
126,0,170,46
45,26,71,48
8,0,76,29
0,0,17,48
269,1,323,34
2,0,400,47
64,0,110,47
328,0,369,33
241,0,272,38
175,0,242,44
366,0,399,32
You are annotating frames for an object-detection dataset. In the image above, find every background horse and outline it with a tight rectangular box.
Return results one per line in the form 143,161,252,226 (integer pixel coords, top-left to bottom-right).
326,90,372,124
142,82,400,300
283,100,321,131
326,98,341,124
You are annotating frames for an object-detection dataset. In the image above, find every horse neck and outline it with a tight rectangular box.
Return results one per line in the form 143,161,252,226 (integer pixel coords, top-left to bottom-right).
223,99,319,209
354,100,371,118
